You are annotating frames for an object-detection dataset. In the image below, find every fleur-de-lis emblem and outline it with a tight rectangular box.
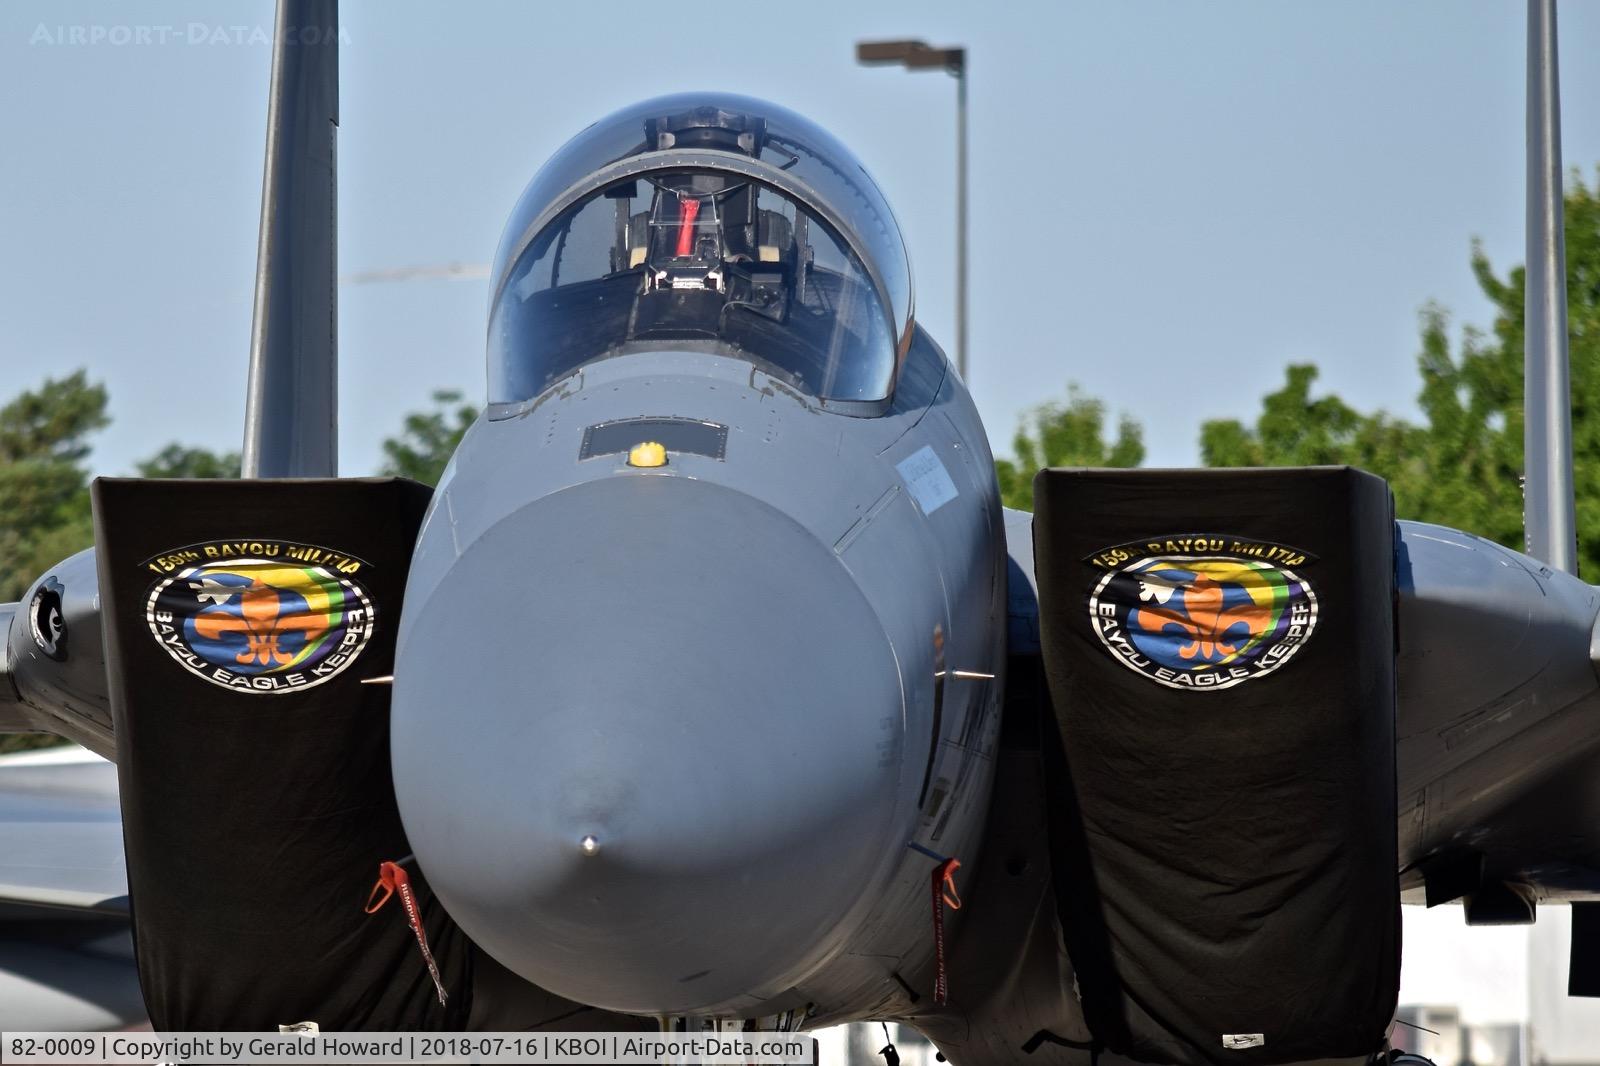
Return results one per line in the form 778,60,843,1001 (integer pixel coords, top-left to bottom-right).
192,579,330,667
1131,574,1272,663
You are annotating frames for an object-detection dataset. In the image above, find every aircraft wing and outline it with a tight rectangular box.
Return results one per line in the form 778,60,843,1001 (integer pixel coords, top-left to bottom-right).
0,745,127,914
0,745,145,1031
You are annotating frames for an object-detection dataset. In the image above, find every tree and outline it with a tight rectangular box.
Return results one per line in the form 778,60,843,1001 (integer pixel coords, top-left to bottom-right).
0,371,108,604
994,384,1144,510
380,389,477,487
1203,168,1600,573
1198,363,1418,471
135,444,241,479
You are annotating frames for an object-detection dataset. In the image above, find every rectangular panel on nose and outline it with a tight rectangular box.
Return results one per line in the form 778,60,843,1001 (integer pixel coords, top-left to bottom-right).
579,417,728,460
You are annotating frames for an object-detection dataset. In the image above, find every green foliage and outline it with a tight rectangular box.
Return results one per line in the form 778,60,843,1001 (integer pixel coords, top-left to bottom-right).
135,444,241,479
0,370,109,466
0,735,60,756
995,385,1144,510
1202,169,1600,573
1198,363,1417,470
0,371,108,604
380,390,477,487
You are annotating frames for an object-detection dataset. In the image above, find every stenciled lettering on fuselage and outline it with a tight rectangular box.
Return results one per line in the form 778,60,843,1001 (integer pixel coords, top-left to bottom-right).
141,539,375,694
1085,535,1318,692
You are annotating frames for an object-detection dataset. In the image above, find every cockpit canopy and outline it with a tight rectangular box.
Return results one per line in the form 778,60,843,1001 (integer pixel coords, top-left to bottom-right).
487,94,914,413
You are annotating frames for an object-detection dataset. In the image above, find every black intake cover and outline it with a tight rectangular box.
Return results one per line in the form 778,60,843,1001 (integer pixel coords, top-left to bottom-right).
1033,467,1398,1064
93,478,471,1030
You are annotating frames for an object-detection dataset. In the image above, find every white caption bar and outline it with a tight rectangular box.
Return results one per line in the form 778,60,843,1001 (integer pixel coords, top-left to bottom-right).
0,1032,816,1065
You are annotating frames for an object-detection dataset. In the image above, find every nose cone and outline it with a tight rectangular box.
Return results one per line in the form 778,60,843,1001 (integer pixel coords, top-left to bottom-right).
391,475,904,1013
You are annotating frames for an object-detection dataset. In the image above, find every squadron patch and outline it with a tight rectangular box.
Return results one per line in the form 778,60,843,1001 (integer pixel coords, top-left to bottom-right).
1085,535,1318,691
142,539,375,693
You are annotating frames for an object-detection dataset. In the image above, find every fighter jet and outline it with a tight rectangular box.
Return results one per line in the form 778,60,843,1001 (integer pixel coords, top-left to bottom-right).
2,1,1597,1063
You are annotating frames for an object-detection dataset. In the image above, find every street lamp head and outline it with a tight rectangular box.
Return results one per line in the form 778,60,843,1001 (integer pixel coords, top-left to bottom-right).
901,47,965,74
856,39,965,76
855,39,928,64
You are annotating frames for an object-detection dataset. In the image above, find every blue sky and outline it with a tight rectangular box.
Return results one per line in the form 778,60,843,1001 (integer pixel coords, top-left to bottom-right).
3,0,1598,475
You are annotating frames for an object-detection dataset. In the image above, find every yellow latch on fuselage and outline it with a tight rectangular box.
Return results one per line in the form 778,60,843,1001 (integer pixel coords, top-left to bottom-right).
627,441,668,468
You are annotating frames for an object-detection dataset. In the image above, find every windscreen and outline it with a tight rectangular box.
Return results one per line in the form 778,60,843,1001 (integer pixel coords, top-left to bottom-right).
488,172,896,406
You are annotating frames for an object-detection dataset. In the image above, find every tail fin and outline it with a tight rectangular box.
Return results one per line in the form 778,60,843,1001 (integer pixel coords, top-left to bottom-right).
1523,0,1576,572
241,0,340,478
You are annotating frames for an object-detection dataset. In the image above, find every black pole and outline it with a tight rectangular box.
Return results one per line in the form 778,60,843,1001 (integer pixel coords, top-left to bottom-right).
242,0,339,478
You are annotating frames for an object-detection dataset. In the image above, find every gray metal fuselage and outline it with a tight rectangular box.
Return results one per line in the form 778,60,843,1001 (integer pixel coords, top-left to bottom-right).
389,329,1006,1020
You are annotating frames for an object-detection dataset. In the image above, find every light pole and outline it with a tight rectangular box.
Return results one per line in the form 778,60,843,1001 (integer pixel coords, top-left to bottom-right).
856,39,969,382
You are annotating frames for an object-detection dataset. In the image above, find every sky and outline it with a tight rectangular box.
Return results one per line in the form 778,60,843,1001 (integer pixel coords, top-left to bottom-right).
3,1,1599,477
4,0,1600,1029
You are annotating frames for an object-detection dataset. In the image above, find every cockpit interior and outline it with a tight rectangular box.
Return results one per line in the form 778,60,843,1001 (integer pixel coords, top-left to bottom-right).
487,98,915,412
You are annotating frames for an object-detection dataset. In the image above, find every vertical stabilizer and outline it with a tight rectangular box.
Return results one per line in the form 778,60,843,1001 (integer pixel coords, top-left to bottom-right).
1523,0,1576,572
241,0,339,478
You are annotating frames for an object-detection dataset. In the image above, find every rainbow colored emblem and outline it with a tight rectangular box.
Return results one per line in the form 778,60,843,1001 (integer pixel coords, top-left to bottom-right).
1088,544,1317,691
145,547,374,693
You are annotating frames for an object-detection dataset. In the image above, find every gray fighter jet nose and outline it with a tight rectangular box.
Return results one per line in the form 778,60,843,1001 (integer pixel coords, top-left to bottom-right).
391,474,905,1014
